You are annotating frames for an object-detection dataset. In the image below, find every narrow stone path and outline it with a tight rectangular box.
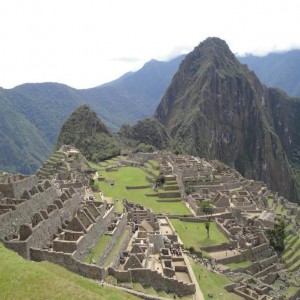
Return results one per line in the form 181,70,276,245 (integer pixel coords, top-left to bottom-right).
99,281,170,300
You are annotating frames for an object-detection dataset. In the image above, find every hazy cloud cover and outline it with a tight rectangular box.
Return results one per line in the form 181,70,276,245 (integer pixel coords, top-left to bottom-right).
0,0,299,88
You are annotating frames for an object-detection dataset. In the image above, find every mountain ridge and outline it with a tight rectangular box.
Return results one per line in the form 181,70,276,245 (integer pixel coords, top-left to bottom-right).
0,56,183,174
239,50,300,97
155,37,300,202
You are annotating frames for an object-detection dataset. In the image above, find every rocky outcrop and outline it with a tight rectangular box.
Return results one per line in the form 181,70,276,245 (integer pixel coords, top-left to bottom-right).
155,37,300,202
56,105,120,162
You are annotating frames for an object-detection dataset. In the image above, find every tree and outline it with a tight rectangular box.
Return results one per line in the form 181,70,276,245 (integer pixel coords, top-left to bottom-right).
184,184,194,195
265,218,286,253
200,201,214,238
205,222,210,238
155,175,165,187
200,200,213,217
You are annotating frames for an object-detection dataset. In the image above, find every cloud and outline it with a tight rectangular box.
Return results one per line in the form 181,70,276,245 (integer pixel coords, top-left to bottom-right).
162,45,192,61
110,57,142,63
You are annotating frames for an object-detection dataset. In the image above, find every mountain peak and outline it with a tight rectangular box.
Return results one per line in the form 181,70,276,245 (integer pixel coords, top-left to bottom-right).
182,37,238,76
155,37,299,202
56,104,110,149
56,105,120,162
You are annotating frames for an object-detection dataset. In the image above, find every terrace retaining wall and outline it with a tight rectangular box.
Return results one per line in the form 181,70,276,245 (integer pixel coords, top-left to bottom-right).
30,248,107,280
108,268,195,296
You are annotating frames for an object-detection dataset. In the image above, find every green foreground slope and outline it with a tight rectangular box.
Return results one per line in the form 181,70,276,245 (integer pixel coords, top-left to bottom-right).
0,243,138,300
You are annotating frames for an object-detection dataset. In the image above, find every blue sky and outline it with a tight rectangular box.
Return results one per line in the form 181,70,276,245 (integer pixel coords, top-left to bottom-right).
0,0,299,88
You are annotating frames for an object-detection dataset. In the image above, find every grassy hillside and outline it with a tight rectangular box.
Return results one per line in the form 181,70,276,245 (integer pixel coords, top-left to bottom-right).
0,243,138,300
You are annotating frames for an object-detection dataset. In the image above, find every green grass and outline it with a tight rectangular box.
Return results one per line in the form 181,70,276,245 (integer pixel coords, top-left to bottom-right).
268,196,274,208
275,204,287,215
189,258,241,300
283,286,299,298
148,159,160,167
84,235,112,264
113,199,124,213
93,166,190,215
103,226,131,267
171,220,229,250
225,260,252,270
0,243,139,300
144,162,160,176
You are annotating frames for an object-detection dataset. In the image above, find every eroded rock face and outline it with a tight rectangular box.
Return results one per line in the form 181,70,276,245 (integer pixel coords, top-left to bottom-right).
155,37,300,202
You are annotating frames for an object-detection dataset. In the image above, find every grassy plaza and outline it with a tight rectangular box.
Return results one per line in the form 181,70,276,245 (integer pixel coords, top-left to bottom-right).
93,165,190,215
171,219,229,250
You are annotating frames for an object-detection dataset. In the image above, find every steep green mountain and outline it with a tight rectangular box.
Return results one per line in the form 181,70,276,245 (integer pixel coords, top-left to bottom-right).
7,83,83,144
0,88,52,174
118,117,174,152
155,37,300,202
239,50,300,97
56,105,120,161
0,57,183,174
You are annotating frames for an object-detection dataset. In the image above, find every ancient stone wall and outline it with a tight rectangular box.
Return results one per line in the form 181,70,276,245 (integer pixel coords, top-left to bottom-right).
201,242,237,253
251,243,271,259
234,261,260,274
60,182,83,189
30,248,107,280
4,240,28,258
0,186,59,239
0,175,38,198
133,153,158,163
255,264,277,278
259,255,278,270
97,213,128,266
215,220,232,239
110,228,132,269
5,209,62,258
224,181,242,190
158,191,181,198
4,193,81,258
216,250,249,264
11,176,39,198
108,268,195,296
260,272,278,285
126,185,149,189
73,206,116,261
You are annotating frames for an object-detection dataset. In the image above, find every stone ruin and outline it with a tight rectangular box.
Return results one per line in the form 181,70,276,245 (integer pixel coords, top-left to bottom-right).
0,163,196,298
156,153,300,299
112,199,196,296
36,145,91,185
3,151,300,299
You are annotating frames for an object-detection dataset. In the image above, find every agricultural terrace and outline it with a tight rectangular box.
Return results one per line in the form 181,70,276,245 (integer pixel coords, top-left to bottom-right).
92,163,190,215
171,220,229,251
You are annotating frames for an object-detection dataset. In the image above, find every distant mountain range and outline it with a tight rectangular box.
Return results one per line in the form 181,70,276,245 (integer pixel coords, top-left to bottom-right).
238,50,300,97
0,56,183,174
1,42,300,181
